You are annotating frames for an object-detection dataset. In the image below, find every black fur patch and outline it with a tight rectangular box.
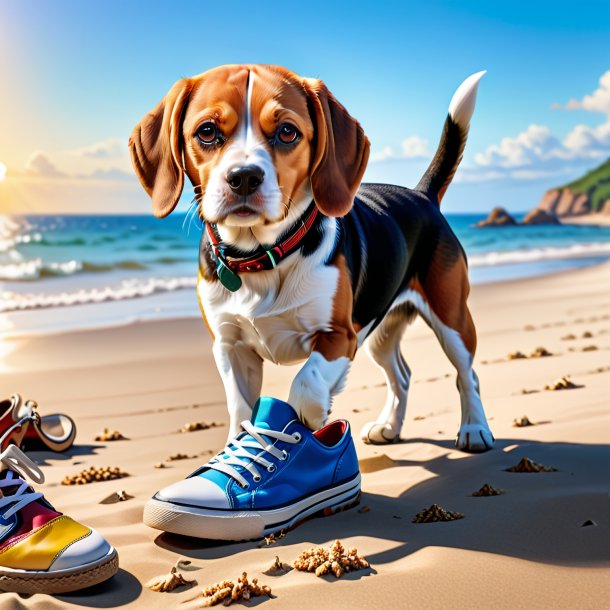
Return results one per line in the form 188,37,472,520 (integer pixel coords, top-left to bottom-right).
337,183,463,333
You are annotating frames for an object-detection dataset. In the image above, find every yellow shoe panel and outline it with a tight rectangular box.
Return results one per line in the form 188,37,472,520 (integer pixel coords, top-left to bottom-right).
0,516,90,570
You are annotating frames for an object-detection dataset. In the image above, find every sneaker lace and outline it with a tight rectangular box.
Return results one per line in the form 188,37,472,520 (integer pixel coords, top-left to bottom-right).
206,420,300,488
0,414,45,520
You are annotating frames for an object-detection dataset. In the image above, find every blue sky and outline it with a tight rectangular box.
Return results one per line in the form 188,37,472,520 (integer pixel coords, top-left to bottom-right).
1,0,609,213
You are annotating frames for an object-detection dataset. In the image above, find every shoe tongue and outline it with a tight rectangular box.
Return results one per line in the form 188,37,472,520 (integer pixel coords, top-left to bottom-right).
250,397,299,433
195,397,299,487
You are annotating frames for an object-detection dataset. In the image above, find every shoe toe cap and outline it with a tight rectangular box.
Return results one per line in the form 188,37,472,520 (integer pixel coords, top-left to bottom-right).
155,476,230,509
50,527,113,571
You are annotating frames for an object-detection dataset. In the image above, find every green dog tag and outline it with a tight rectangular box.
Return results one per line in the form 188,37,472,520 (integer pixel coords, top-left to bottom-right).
217,257,242,292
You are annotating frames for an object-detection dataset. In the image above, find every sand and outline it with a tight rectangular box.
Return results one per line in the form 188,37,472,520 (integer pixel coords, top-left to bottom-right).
1,262,609,608
561,214,610,226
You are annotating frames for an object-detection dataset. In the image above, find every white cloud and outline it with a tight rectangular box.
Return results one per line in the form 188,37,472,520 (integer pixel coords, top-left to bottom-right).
20,137,132,182
554,70,610,117
0,162,6,181
370,136,430,163
369,146,395,162
70,138,125,159
563,121,610,157
84,168,133,181
25,152,66,177
401,136,429,159
474,125,565,168
454,169,505,183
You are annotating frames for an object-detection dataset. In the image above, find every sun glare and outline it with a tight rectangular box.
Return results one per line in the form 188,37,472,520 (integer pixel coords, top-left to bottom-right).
0,162,6,181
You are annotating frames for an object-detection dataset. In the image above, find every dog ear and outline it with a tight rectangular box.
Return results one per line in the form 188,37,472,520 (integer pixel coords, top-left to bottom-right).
303,78,370,217
129,79,192,218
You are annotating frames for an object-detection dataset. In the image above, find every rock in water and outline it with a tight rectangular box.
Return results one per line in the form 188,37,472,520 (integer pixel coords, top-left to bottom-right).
476,207,518,227
522,208,561,225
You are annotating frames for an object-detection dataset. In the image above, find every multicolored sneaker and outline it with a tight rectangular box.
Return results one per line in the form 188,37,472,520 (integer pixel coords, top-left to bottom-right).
0,416,118,594
144,397,361,540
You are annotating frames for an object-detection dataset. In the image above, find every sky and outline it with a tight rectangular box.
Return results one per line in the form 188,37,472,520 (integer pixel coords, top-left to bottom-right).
0,0,609,214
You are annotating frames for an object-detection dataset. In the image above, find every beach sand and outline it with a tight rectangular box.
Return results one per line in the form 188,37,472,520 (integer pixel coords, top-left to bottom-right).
561,213,610,226
1,261,609,608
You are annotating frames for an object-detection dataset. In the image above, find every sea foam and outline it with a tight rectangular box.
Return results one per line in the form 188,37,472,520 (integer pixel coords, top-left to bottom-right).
468,241,610,267
0,276,197,313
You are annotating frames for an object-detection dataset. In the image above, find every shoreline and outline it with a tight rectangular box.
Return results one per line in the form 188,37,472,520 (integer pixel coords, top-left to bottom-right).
561,213,610,226
3,255,610,340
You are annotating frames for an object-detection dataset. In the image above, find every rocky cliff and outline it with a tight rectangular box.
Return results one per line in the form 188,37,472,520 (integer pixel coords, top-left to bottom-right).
537,158,610,217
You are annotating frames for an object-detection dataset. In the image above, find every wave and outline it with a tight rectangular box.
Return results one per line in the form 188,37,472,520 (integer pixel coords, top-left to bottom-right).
468,242,610,267
37,237,88,247
0,256,191,280
0,276,198,313
1,233,89,252
1,259,82,280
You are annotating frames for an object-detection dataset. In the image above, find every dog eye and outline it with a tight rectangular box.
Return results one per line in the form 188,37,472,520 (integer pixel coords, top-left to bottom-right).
277,123,300,145
196,122,220,145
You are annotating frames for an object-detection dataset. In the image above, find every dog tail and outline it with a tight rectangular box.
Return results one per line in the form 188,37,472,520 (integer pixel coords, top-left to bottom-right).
416,71,486,205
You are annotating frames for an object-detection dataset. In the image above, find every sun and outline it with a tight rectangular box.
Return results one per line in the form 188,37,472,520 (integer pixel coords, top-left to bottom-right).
0,162,6,182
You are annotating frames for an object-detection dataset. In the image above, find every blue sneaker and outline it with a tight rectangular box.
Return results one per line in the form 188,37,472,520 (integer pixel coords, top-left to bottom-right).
144,397,361,540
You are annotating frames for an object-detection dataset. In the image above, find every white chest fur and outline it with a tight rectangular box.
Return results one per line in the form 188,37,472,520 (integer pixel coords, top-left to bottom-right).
198,225,339,365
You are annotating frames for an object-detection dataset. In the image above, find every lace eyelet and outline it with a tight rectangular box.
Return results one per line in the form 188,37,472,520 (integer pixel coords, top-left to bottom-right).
292,432,302,442
267,464,276,473
253,475,262,482
240,482,250,489
279,450,288,461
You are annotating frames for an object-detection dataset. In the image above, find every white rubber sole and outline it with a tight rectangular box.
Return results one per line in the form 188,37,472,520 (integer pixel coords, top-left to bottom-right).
144,474,361,540
0,546,118,594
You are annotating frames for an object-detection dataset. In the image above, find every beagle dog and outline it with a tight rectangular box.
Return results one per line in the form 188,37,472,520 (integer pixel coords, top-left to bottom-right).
129,64,494,452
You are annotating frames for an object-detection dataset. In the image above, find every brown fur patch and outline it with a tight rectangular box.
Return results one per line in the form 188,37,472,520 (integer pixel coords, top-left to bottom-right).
409,252,477,355
313,255,357,361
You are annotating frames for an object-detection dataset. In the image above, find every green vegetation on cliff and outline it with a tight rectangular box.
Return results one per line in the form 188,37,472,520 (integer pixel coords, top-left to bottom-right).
563,157,610,212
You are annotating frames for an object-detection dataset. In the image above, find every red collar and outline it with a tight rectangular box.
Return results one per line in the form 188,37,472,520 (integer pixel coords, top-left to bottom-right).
206,204,319,274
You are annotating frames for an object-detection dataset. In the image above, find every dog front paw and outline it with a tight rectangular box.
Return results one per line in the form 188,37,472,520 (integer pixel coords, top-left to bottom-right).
288,365,330,430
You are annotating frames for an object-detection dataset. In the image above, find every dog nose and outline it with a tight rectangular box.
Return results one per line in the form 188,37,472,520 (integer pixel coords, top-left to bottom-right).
226,165,265,196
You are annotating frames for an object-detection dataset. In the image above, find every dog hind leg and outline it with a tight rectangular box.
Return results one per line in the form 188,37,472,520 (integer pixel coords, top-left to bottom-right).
360,304,416,444
404,264,494,452
440,306,494,452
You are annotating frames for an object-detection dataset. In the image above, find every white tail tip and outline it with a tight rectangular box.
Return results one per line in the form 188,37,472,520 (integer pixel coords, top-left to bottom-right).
448,70,486,128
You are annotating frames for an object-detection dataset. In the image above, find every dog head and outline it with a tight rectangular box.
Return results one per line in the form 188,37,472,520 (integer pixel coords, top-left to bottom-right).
129,65,370,231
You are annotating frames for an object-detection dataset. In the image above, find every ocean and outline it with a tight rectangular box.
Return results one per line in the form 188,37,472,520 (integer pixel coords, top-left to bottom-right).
1,213,610,336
